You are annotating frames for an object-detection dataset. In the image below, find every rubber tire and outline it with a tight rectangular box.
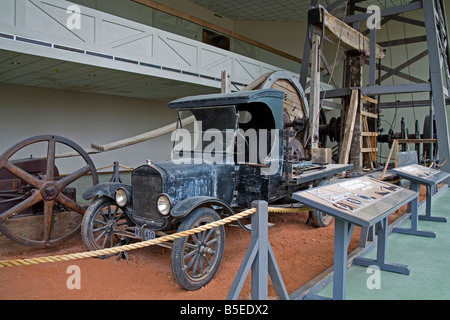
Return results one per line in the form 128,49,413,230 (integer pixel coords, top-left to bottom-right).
171,207,225,291
310,210,333,228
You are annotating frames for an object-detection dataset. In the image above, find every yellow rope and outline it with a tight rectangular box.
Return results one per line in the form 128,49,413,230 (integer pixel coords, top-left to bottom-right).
96,163,135,171
0,206,311,268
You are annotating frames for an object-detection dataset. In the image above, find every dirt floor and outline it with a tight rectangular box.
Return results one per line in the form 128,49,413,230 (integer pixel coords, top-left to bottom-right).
0,185,425,300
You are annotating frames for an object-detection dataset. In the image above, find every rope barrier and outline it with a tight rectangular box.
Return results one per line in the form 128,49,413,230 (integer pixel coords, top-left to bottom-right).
95,163,135,171
0,206,311,268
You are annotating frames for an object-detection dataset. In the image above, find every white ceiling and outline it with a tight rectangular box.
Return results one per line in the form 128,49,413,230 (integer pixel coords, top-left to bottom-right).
186,0,408,21
0,50,218,102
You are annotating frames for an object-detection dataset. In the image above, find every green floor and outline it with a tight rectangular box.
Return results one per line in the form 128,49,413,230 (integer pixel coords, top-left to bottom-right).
315,187,450,300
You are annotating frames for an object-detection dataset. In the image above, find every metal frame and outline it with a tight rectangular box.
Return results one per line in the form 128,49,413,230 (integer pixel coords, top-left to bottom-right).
300,0,450,177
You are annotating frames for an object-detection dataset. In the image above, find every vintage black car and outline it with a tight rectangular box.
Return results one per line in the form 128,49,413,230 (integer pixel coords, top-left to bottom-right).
81,89,350,290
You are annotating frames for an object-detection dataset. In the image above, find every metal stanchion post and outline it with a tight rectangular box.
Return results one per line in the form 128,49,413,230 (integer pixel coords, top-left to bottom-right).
227,200,288,300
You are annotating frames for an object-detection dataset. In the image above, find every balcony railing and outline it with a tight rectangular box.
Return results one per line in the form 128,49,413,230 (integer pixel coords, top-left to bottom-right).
0,0,288,89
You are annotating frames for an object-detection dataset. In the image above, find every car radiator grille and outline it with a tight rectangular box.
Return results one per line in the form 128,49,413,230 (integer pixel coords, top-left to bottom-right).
132,171,163,223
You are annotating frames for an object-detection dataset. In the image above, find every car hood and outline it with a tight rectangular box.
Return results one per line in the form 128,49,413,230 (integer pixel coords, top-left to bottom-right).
151,160,234,204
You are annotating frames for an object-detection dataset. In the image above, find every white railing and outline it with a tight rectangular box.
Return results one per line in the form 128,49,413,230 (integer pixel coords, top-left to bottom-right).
0,0,280,87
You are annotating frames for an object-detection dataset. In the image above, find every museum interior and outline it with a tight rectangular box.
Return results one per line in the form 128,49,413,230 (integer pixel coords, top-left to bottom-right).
0,0,449,301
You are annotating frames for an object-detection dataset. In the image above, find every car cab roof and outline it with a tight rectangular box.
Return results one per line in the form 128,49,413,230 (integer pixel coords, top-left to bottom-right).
168,89,285,110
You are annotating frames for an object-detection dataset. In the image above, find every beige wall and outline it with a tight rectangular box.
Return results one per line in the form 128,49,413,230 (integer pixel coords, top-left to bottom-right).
0,83,177,174
233,20,307,59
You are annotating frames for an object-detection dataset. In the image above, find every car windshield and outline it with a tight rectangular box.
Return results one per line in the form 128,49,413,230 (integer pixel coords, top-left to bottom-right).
171,106,236,165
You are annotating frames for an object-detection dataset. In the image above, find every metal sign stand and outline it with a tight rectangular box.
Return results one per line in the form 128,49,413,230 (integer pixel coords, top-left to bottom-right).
293,176,417,300
227,201,289,300
393,179,437,238
392,164,450,238
352,217,410,276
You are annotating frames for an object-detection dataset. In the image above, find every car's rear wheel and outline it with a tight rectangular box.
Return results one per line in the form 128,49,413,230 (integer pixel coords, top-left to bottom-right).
309,210,333,227
309,179,333,228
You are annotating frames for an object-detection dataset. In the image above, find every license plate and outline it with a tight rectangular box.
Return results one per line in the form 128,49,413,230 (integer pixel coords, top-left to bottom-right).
135,227,155,240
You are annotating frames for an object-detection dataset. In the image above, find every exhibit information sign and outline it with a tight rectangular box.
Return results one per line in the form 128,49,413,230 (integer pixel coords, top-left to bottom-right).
293,176,417,300
393,164,449,185
295,176,417,228
392,164,450,224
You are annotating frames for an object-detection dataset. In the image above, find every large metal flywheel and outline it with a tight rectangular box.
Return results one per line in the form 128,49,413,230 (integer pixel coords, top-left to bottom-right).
0,135,98,248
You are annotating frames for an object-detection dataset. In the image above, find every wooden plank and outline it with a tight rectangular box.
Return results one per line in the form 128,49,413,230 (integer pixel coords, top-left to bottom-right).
338,89,359,164
310,8,386,59
361,148,379,152
361,132,378,137
242,72,271,91
272,83,302,102
361,95,378,104
271,80,299,94
361,116,375,169
360,110,378,118
221,70,231,93
381,143,396,180
271,81,307,119
310,33,322,149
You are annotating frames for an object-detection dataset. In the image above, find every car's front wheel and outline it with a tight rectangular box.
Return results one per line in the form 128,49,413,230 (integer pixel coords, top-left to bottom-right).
81,197,131,258
171,207,225,291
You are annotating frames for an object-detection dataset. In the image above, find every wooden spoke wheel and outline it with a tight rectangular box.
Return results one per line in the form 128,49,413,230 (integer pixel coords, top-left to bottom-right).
0,135,98,248
171,207,225,291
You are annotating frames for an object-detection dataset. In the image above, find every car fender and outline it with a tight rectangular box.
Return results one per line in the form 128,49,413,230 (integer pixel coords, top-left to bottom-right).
82,182,132,201
170,196,234,218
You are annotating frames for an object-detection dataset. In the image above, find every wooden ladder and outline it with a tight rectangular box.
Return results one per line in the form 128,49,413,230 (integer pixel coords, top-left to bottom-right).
360,94,378,169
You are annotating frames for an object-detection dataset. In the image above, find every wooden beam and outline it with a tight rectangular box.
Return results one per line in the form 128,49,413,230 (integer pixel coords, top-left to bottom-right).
309,7,386,59
338,89,359,164
132,0,302,65
310,34,322,149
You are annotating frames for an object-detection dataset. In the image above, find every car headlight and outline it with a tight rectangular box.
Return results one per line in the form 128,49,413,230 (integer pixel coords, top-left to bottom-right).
157,194,171,215
115,188,128,207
